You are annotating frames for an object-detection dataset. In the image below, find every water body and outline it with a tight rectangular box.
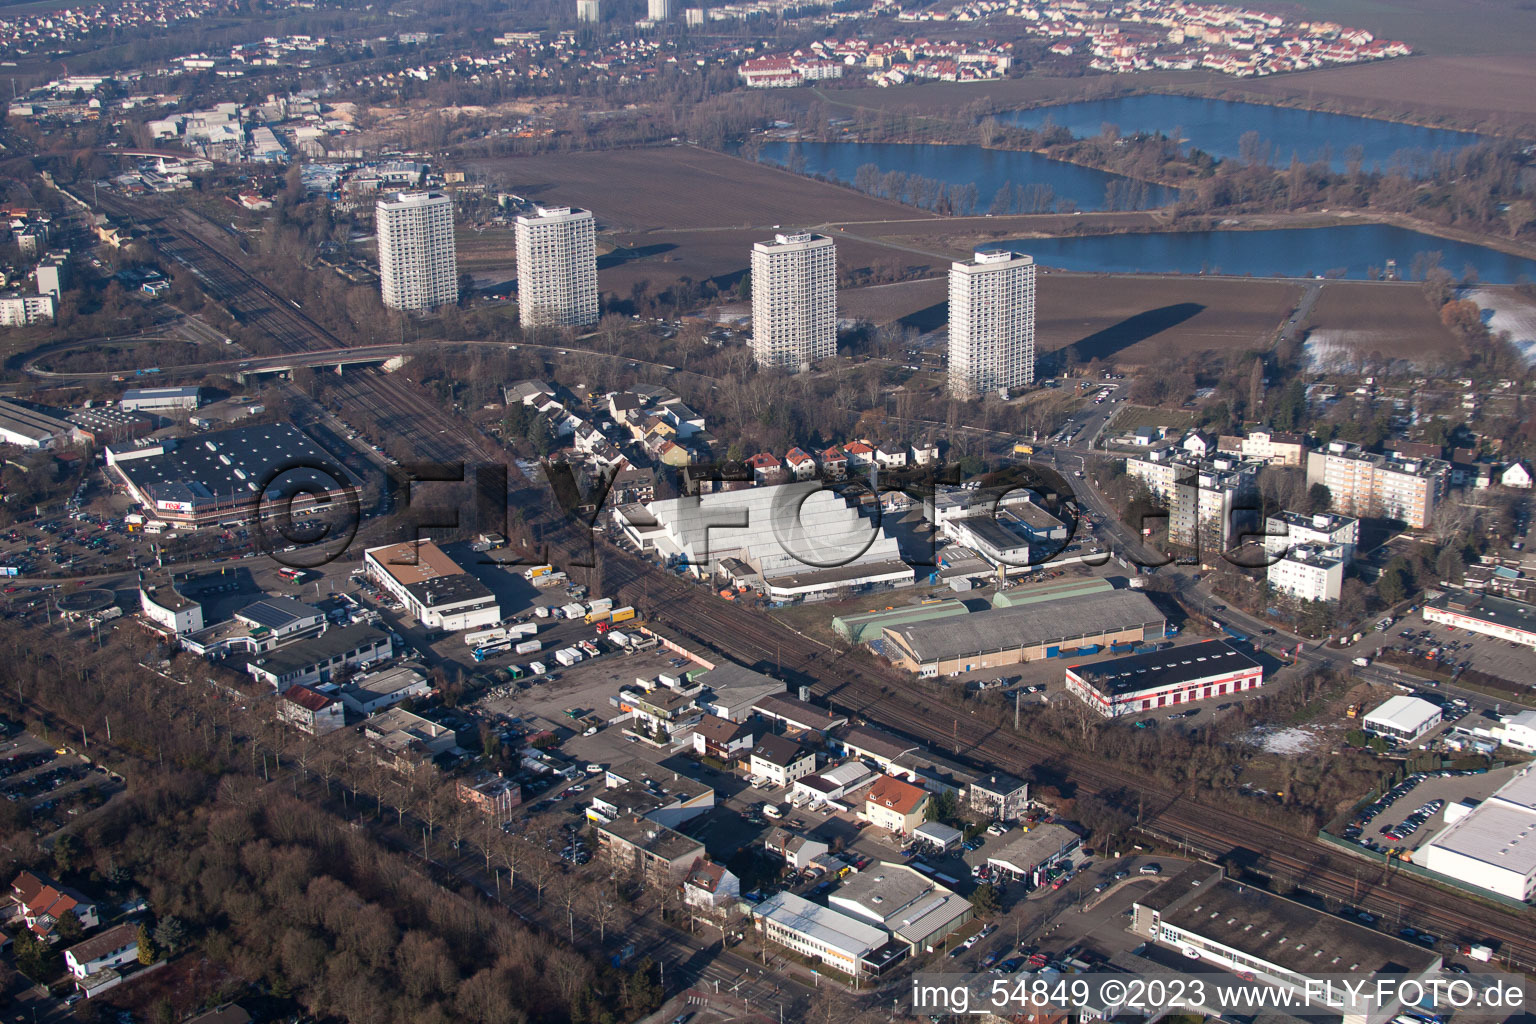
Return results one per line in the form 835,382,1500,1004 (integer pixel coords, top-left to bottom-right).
750,140,1176,213
1001,95,1487,173
1003,224,1536,283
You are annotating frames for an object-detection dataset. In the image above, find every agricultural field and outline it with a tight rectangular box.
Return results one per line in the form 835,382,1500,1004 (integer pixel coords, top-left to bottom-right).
1038,273,1299,365
1227,56,1536,135
468,145,927,234
1301,280,1462,371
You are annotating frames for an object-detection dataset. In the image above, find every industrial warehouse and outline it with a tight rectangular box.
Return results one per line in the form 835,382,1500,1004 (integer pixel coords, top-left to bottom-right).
1132,862,1441,1014
105,424,359,528
877,589,1165,677
1064,640,1263,717
616,481,914,600
1424,590,1536,649
362,539,501,632
1421,765,1536,902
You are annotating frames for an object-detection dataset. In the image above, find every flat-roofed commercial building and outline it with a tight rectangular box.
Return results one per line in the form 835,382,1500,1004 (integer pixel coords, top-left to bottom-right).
751,232,836,372
1421,765,1536,901
106,425,356,529
882,589,1165,677
66,406,153,445
336,664,431,715
1424,590,1536,649
0,399,74,449
138,581,203,634
119,386,201,412
633,482,911,601
595,815,704,883
829,862,972,954
1065,640,1263,717
363,540,500,631
1132,862,1439,1024
752,891,888,979
985,823,1079,884
515,205,597,329
1361,695,1442,743
947,249,1034,399
246,623,392,691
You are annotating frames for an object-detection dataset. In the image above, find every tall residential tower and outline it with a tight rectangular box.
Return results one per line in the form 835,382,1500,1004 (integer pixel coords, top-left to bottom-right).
376,191,458,311
515,205,599,330
750,231,837,372
947,249,1035,399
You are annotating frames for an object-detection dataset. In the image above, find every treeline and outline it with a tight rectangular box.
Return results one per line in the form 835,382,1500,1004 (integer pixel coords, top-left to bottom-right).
0,613,667,1024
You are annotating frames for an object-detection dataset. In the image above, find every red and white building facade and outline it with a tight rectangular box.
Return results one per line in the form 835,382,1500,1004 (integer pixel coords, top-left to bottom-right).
1065,641,1262,718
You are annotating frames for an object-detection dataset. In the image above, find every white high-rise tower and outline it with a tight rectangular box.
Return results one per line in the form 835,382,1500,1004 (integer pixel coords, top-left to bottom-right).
648,0,672,19
515,205,599,330
947,249,1035,399
750,231,837,372
376,191,458,311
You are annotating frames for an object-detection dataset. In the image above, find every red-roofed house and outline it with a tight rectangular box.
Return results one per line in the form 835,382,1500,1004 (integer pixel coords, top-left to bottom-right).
821,445,848,480
864,774,931,835
844,440,875,470
683,856,741,910
745,452,785,486
784,447,817,481
278,684,344,735
10,872,99,937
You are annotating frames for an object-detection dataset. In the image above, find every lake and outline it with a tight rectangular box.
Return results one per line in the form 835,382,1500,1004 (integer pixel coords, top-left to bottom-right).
1002,95,1487,173
1001,224,1536,282
749,140,1176,213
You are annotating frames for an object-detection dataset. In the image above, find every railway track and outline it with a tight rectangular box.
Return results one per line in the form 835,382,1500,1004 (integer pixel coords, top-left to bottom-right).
93,190,1536,967
590,538,1536,967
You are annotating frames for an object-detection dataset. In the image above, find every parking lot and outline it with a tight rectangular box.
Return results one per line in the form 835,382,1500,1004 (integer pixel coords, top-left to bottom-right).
0,729,123,839
1365,609,1536,686
1336,763,1520,857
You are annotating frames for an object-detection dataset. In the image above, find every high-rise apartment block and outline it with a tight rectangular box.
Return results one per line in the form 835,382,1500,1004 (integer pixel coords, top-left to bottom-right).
1305,440,1449,529
515,205,599,330
1126,451,1262,560
576,0,601,21
750,232,837,372
947,249,1035,399
376,191,458,311
648,0,672,19
1262,510,1358,603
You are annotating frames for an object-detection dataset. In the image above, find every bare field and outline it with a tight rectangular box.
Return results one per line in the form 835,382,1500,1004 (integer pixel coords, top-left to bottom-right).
467,145,928,233
1303,280,1461,368
802,73,1208,118
838,277,949,325
592,226,941,296
1226,56,1536,135
1038,274,1299,365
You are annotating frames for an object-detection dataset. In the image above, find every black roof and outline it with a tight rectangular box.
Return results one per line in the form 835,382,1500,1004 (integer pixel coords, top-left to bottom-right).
237,597,320,631
113,425,356,506
405,573,494,607
970,772,1028,797
1067,641,1260,697
751,733,809,767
